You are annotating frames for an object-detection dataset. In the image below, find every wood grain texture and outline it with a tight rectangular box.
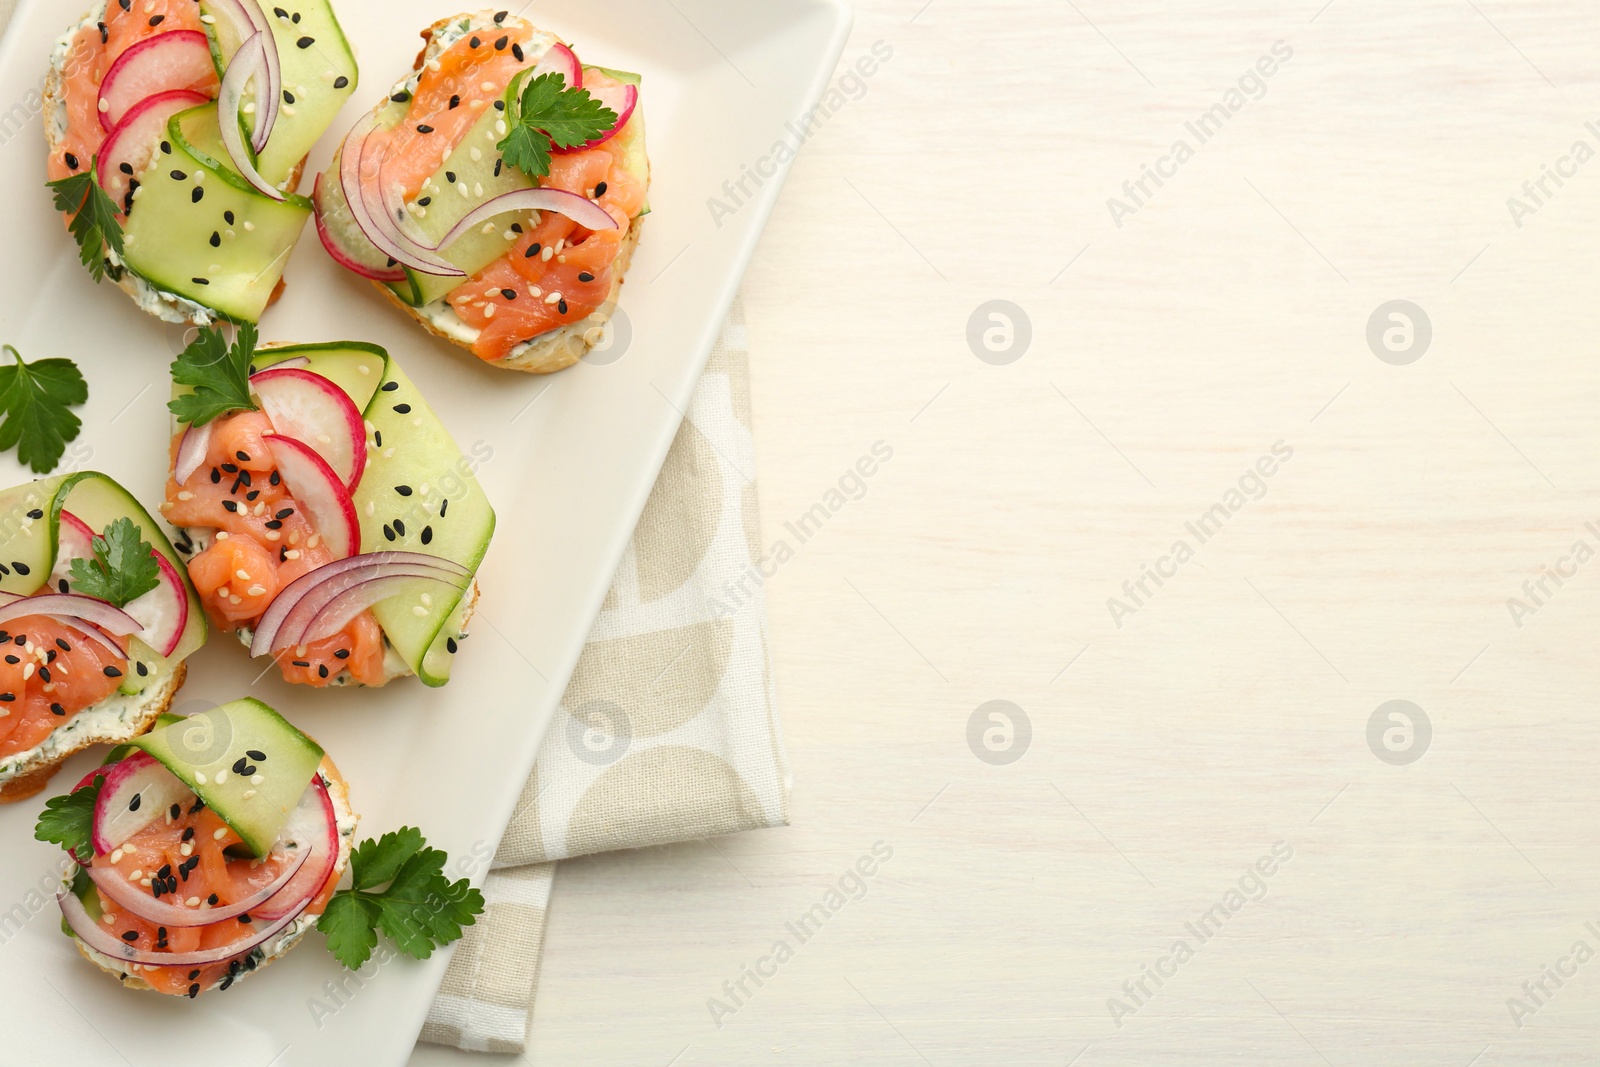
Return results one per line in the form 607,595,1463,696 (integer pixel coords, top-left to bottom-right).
414,0,1600,1062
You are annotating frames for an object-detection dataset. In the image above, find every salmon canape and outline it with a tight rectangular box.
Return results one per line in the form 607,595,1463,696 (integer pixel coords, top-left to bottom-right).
313,10,651,373
0,472,205,803
162,327,494,688
44,0,358,324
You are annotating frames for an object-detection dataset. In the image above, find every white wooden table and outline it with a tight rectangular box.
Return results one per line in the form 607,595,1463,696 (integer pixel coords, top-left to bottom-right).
415,1,1600,1062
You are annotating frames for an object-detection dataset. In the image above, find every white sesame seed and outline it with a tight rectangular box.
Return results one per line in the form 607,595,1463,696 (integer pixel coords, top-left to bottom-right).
481,222,496,235
412,606,427,616
541,246,554,262
474,182,484,197
243,789,257,800
215,531,229,540
98,99,109,113
229,595,241,604
308,534,321,549
470,147,482,162
110,848,123,864
285,549,301,560
495,119,507,136
177,491,194,501
421,593,433,607
246,585,266,597
364,502,375,517
316,433,332,445
358,364,370,374
283,105,297,117
484,304,496,319
194,170,205,183
141,878,152,887
215,768,228,783
251,774,265,785
544,291,562,304
186,896,200,907
480,81,496,92
213,828,227,840
218,585,231,598
180,842,193,857
264,530,280,541
458,182,469,198
196,773,207,784
21,664,32,679
128,869,142,881
235,569,250,581
243,221,255,232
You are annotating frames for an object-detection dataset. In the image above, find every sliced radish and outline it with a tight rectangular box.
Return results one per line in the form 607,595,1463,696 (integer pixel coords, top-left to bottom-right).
252,778,338,920
59,880,312,968
313,169,405,282
97,30,217,132
123,552,189,658
90,752,193,856
250,368,366,489
531,42,582,87
263,435,359,560
51,510,96,586
553,78,637,154
96,89,213,212
249,552,468,655
173,421,214,488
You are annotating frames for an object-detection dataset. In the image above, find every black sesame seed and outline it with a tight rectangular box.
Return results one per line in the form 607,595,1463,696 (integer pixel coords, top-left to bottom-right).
393,519,405,536
136,660,148,676
224,210,236,225
334,649,349,659
421,526,433,545
381,380,399,391
182,827,195,842
192,278,210,286
275,508,294,520
55,638,69,652
104,666,122,677
190,798,205,814
64,151,79,170
395,485,413,496
292,660,310,668
122,931,139,942
470,35,481,48
594,181,607,197
192,185,205,202
10,563,24,576
245,955,257,971
189,970,200,981
393,403,412,414
118,161,134,175
56,580,68,594
283,90,295,104
118,0,129,9
494,99,505,111
238,914,252,924
263,519,282,529
495,9,508,22
247,749,266,761
221,462,238,474
0,694,13,703
512,42,524,62
98,21,108,43
160,140,171,154
210,469,222,484
170,169,187,181
158,864,172,879
220,976,234,991
578,271,594,283
37,666,50,682
446,637,458,654
510,222,523,234
448,95,460,110
494,159,504,178
558,299,568,314
334,75,349,89
128,793,141,811
525,243,541,258
236,450,250,462
382,524,395,542
209,231,221,248
418,196,432,206
391,91,412,103
445,171,457,184
188,984,199,999
50,703,64,716
222,500,238,513
273,5,288,15
292,11,300,22
501,288,517,300
232,757,248,774
495,35,508,50
207,893,219,905
296,35,314,48
417,124,434,134
318,664,329,678
441,499,449,516
148,14,164,26
373,431,382,447
269,471,281,486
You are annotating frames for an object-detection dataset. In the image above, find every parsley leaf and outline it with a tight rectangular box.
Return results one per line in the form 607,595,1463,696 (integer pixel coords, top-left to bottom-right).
318,827,485,970
497,72,617,180
0,345,88,474
168,323,260,427
35,774,104,865
68,517,161,608
47,163,124,283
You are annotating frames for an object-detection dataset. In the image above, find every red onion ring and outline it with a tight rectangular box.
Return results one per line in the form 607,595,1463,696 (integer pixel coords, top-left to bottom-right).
217,33,286,200
428,187,618,252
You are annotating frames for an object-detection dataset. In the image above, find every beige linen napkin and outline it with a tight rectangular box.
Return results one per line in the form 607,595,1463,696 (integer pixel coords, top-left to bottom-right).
421,301,792,1052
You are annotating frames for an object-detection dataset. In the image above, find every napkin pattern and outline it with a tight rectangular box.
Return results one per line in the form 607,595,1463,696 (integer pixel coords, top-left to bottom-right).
421,301,792,1052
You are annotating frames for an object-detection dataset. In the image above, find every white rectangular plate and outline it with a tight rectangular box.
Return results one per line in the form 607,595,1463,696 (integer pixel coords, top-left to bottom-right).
0,0,850,1063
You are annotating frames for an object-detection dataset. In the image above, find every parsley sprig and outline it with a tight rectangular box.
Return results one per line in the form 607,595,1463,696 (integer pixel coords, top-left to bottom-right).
318,827,485,970
68,517,160,608
497,72,617,180
35,773,103,865
168,323,260,427
0,345,88,474
47,163,123,283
